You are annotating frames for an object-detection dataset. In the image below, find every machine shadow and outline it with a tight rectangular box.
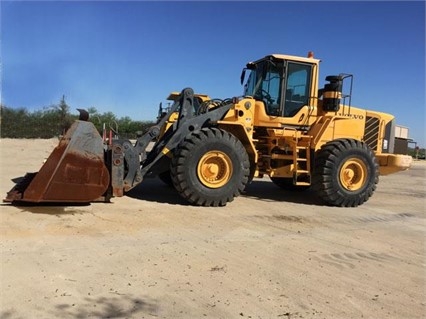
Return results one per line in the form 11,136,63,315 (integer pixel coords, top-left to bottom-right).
126,176,325,206
1,202,91,216
242,178,325,206
126,177,190,206
50,294,158,319
5,176,324,208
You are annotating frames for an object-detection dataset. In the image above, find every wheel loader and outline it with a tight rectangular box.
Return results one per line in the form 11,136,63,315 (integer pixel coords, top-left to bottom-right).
4,52,412,207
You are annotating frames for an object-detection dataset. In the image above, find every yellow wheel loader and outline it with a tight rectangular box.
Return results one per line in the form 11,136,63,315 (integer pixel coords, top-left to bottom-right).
4,53,412,207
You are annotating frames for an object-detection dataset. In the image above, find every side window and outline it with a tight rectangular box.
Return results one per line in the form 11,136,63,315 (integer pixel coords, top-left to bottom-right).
284,63,312,117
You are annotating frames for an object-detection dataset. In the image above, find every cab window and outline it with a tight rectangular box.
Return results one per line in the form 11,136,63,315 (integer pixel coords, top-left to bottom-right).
284,62,312,117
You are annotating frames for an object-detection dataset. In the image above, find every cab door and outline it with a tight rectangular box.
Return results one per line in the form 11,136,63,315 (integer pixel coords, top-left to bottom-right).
282,61,313,117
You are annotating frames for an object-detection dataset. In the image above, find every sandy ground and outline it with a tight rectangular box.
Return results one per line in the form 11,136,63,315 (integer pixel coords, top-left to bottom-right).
0,138,425,319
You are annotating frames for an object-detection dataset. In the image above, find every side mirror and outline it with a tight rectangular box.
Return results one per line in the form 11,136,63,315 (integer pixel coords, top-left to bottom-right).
241,62,257,85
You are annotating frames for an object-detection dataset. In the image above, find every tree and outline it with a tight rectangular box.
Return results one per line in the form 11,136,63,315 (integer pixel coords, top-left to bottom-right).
53,95,73,135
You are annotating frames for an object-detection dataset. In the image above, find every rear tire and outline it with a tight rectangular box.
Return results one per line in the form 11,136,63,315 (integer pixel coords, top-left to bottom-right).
312,139,379,207
170,128,250,207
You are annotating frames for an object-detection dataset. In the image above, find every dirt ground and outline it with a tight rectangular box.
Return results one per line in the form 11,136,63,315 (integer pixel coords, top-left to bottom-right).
0,138,425,319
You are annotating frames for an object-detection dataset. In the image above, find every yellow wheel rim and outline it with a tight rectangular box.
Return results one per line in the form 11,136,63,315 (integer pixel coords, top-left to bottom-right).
339,158,367,191
197,151,232,188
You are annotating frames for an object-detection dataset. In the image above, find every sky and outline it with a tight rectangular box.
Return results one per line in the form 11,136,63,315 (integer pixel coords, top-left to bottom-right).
1,1,425,146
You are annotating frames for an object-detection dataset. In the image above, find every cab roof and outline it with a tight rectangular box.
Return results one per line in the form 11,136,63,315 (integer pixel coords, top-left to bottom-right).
250,53,321,65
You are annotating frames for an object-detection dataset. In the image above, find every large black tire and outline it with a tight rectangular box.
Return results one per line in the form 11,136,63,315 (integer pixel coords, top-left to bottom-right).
170,128,250,207
270,177,310,191
312,139,379,207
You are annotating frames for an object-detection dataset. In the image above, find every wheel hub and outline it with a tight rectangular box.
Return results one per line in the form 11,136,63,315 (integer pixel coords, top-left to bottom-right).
206,164,219,176
197,151,232,188
340,158,367,191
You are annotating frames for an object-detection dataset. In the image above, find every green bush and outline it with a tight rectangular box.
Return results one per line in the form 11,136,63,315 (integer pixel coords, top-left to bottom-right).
0,98,155,139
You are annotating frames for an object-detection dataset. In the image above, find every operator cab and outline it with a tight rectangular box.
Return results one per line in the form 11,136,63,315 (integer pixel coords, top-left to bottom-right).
241,54,318,118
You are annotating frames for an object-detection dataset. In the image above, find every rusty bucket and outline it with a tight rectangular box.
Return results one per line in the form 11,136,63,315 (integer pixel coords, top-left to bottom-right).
4,121,110,204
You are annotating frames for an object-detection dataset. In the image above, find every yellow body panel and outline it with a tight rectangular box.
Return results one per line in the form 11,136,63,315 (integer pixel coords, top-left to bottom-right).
218,97,258,164
159,111,179,140
252,100,318,128
309,105,367,151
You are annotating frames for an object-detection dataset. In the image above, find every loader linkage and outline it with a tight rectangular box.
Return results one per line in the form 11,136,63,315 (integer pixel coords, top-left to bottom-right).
4,88,233,204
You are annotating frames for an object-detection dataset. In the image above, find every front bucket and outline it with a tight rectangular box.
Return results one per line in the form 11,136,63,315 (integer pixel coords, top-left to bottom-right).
4,120,110,204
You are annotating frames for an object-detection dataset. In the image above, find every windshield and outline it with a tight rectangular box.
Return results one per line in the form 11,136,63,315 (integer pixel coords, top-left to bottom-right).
243,60,283,116
243,68,257,97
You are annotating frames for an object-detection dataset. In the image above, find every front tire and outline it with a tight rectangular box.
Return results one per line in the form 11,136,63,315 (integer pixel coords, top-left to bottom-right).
312,139,379,207
170,128,250,207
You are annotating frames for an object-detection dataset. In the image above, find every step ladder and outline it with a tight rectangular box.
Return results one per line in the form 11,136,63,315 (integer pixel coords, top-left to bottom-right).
291,137,312,186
